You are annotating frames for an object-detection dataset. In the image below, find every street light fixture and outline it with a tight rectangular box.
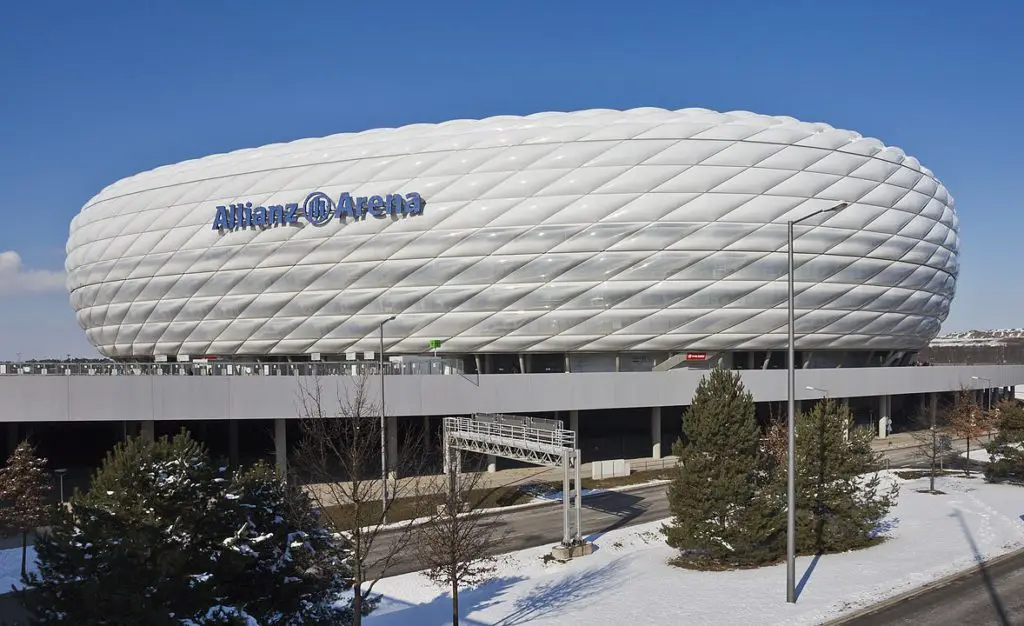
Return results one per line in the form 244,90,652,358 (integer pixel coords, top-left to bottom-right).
787,201,848,604
55,468,67,504
971,376,992,411
379,315,396,519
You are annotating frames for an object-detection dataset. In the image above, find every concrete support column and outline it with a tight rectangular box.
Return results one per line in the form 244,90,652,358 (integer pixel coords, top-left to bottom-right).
422,415,432,453
651,407,662,460
274,418,287,476
387,416,399,480
929,392,938,426
878,395,891,439
228,420,239,466
487,455,497,473
840,397,850,441
569,410,579,434
141,420,155,444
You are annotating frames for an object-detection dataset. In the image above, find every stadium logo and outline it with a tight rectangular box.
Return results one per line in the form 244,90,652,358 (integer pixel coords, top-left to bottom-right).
212,191,425,231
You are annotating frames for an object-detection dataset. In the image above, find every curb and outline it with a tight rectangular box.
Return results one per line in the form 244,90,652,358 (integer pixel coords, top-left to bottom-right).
825,544,1024,624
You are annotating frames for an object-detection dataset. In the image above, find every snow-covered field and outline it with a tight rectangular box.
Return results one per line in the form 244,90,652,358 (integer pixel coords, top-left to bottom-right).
365,473,1024,626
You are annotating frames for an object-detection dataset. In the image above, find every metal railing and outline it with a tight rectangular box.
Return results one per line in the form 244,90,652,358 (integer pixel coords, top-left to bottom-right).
0,358,464,377
443,416,577,452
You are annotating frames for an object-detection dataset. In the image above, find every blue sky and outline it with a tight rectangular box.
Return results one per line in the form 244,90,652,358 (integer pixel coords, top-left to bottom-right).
1,0,1021,359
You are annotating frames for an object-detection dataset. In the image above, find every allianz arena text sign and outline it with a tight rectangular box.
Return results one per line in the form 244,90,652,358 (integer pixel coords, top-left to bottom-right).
212,191,424,230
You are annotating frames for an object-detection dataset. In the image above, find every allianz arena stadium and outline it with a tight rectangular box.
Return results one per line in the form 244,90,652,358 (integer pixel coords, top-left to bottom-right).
66,107,959,369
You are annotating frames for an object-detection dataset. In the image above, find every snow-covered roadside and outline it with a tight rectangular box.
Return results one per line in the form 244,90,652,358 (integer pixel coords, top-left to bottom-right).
0,545,36,592
364,472,1024,626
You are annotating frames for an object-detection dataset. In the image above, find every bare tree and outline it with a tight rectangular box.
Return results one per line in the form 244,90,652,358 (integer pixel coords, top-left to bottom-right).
415,447,504,626
908,406,950,493
946,387,993,478
293,375,429,625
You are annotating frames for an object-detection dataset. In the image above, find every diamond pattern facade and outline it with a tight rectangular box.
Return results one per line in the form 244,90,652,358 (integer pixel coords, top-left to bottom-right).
66,108,959,359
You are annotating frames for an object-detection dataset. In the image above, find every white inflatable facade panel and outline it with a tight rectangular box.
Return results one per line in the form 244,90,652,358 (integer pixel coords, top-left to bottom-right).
66,108,959,359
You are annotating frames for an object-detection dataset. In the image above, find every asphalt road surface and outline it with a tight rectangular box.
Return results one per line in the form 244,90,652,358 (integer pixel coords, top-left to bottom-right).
371,482,671,577
840,549,1024,625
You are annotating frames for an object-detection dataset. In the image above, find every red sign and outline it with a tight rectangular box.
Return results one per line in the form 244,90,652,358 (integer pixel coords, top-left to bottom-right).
684,352,708,361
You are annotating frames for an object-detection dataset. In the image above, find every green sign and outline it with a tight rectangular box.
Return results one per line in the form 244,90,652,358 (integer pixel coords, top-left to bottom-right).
428,339,443,350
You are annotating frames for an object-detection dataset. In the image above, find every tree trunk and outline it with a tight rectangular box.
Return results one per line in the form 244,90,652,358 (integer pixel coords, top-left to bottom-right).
929,428,936,493
452,578,459,626
353,572,363,626
20,531,26,579
965,437,971,478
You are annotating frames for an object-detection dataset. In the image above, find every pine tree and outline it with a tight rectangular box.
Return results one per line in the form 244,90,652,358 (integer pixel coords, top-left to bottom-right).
0,440,52,579
793,398,899,554
984,399,1024,484
214,462,354,625
21,430,353,626
662,369,783,568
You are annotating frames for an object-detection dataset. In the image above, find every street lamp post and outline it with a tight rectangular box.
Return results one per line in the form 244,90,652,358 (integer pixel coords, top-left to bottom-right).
787,202,847,604
55,468,67,504
379,315,396,518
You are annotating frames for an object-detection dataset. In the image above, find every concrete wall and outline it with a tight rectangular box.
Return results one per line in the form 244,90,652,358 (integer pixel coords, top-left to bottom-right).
0,365,1020,423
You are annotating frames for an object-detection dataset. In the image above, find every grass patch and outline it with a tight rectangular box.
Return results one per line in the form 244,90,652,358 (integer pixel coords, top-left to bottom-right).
321,484,534,527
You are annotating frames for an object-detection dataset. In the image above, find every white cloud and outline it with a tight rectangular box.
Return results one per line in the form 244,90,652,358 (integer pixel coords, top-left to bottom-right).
0,250,66,295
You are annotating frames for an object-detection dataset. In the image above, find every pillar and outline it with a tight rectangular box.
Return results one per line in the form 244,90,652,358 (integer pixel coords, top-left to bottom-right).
840,398,850,442
877,395,890,439
141,420,155,444
422,415,432,453
651,407,662,459
929,392,938,427
228,420,239,466
274,418,287,476
487,455,497,473
569,410,579,433
386,416,399,480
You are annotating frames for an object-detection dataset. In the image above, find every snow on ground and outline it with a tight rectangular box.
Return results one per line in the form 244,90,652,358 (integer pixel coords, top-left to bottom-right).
961,443,1020,464
0,545,36,592
366,473,1024,626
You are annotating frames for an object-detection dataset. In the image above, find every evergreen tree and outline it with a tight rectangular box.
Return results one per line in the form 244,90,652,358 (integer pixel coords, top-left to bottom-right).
793,398,899,554
0,440,52,579
215,462,353,625
984,399,1024,484
21,431,353,626
663,369,783,568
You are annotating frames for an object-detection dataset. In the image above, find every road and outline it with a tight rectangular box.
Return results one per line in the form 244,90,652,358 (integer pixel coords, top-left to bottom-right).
373,482,670,577
839,549,1024,625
